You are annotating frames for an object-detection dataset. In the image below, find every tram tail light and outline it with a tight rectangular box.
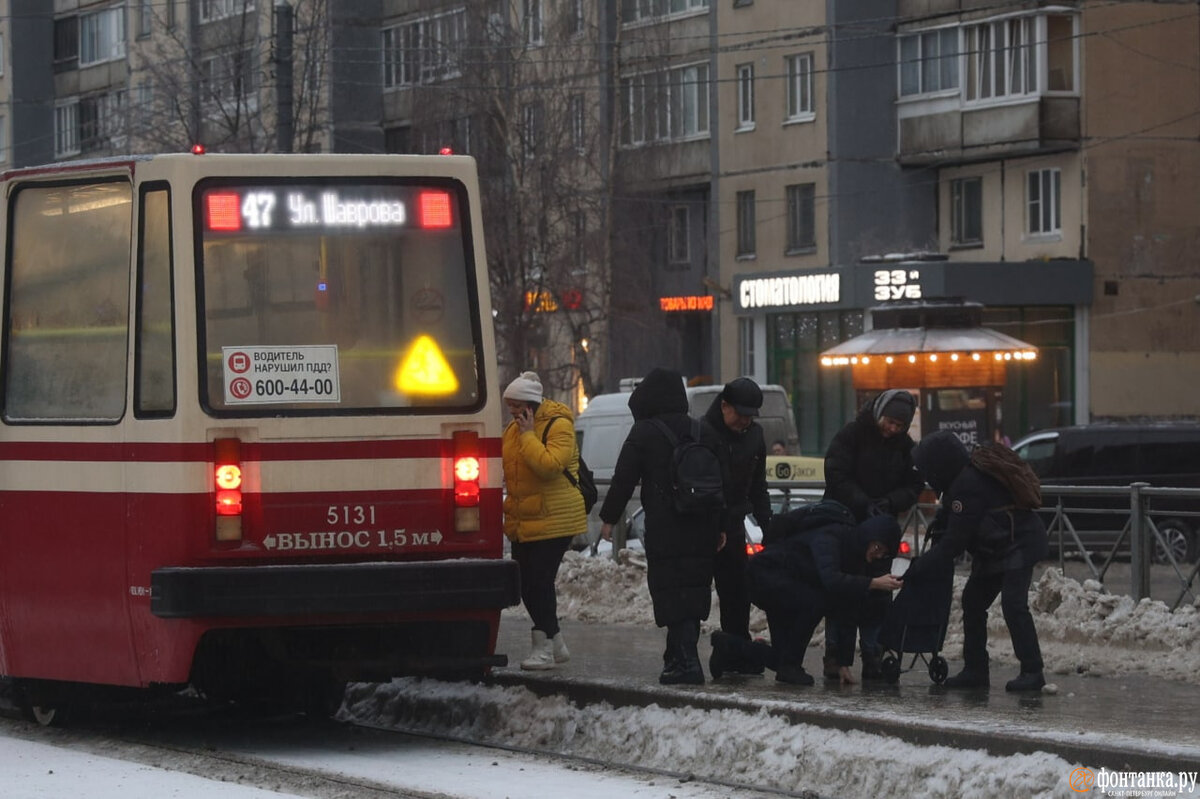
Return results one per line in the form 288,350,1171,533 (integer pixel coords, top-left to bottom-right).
214,438,243,542
452,430,481,532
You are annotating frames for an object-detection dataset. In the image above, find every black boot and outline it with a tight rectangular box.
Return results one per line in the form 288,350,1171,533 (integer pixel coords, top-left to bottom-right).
1005,671,1045,692
661,622,704,685
775,663,815,686
943,665,990,689
860,648,884,682
822,651,840,681
708,631,731,679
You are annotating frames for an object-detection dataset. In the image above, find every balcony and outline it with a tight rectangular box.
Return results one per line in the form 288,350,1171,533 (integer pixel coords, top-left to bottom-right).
898,94,1080,166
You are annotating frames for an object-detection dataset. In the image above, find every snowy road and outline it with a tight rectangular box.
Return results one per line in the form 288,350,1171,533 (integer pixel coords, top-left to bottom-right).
0,708,787,799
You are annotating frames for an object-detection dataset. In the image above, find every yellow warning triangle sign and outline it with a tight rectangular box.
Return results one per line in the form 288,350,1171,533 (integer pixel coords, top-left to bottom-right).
396,335,459,395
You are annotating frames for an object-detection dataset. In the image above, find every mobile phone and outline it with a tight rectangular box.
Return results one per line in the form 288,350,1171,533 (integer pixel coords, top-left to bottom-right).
890,557,910,578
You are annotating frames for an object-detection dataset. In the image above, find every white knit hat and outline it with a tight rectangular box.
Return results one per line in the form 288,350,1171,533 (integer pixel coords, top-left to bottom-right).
503,371,543,403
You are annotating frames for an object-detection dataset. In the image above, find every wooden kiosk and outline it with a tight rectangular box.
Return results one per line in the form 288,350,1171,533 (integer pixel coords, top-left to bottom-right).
819,299,1037,446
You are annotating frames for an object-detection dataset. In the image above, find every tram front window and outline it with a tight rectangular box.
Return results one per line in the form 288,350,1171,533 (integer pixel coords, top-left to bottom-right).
197,180,484,415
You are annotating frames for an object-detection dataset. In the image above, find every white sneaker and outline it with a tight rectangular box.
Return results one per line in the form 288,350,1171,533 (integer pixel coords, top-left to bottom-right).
551,632,570,664
520,630,556,670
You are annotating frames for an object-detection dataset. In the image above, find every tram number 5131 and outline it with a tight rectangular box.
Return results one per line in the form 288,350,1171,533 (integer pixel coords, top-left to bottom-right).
328,505,376,525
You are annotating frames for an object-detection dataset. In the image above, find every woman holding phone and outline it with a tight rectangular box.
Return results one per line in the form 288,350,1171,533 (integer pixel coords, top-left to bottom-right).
501,371,587,670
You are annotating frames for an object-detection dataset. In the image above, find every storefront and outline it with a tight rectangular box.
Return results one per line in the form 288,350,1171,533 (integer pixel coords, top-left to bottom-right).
732,258,1093,456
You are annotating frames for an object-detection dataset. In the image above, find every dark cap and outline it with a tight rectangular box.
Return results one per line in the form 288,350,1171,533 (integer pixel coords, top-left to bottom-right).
722,377,763,417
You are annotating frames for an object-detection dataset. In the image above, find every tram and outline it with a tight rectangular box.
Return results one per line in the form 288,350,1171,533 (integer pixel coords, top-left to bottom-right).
0,152,518,721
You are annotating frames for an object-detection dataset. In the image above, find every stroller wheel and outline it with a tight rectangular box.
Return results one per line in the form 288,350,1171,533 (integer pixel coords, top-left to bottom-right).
929,655,949,684
880,653,901,684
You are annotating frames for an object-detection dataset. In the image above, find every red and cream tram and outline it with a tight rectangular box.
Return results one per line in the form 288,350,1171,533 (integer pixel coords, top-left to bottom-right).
0,152,517,721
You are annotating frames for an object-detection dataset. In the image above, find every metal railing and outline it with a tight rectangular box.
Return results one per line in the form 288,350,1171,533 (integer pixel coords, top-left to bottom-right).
594,478,1200,609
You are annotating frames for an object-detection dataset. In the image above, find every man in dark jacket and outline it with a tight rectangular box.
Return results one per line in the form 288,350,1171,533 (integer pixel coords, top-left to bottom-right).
906,430,1050,692
709,501,903,685
701,377,772,677
821,389,924,682
600,367,725,685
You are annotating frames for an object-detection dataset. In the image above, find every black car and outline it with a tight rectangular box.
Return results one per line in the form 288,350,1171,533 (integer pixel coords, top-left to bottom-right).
1011,424,1200,564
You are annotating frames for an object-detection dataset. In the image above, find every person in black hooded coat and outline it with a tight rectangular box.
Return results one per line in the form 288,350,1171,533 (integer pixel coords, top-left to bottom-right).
600,367,726,685
700,378,772,676
710,501,903,685
906,430,1049,692
821,389,924,682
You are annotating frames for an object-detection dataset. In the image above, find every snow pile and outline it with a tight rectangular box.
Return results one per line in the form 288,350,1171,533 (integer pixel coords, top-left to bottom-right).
537,552,1200,685
342,677,1079,799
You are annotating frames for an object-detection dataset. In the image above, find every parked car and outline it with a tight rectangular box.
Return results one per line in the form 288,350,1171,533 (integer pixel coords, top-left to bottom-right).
571,381,801,551
1011,424,1200,563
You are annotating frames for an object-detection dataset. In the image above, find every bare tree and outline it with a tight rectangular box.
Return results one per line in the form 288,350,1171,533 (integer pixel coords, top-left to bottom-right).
128,0,330,154
391,2,615,400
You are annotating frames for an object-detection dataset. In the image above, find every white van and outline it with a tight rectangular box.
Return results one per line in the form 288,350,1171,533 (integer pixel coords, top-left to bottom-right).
572,382,800,550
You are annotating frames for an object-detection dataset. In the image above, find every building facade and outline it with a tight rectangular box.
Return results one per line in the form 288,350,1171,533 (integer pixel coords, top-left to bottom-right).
3,1,1196,438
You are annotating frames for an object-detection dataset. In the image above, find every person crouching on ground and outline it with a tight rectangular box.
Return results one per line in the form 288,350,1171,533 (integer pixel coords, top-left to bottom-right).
502,371,587,671
906,430,1049,692
710,501,903,686
600,367,726,685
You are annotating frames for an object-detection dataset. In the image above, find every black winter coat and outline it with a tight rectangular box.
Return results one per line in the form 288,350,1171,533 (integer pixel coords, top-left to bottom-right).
701,395,771,538
823,400,924,522
907,464,1050,579
751,502,899,664
599,367,723,627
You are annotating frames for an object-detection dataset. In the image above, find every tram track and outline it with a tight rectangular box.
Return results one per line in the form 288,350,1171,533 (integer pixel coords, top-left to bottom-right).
0,698,801,799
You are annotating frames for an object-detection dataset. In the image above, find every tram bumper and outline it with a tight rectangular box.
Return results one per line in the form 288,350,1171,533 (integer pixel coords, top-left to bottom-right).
150,559,520,619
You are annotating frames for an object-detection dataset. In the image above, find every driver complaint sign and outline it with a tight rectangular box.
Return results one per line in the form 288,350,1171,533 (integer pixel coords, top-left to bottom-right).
223,345,342,404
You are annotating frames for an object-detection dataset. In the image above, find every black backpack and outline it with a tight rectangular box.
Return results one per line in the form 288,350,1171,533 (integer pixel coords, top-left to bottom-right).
542,417,598,513
649,417,726,514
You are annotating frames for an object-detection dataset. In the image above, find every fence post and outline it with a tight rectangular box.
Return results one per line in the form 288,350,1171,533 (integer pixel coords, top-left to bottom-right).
1129,482,1151,600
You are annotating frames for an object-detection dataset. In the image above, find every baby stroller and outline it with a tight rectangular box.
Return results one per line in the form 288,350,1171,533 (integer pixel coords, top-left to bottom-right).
878,555,954,684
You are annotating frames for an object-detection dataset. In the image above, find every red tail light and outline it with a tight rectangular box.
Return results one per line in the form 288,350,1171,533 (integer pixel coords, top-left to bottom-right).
899,540,912,556
746,542,764,556
214,438,243,542
452,430,482,532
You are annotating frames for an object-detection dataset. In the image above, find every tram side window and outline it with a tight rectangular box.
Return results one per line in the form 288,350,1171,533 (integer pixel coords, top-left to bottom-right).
136,187,176,416
3,181,132,423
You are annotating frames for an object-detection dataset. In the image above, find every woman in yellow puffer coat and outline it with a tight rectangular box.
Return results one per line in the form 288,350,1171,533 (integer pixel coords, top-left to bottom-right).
502,371,587,670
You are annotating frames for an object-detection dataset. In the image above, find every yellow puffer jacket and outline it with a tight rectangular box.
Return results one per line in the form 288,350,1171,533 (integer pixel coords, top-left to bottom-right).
502,399,587,543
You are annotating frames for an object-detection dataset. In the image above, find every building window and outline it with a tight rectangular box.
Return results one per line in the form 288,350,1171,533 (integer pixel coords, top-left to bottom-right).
0,115,7,163
950,177,983,245
200,0,256,23
570,94,586,150
736,63,754,130
621,0,708,25
166,0,176,29
965,16,1036,101
1027,168,1061,235
785,53,813,122
200,48,257,110
524,0,543,46
899,28,958,97
668,205,690,264
382,8,466,88
568,0,585,36
738,317,755,377
79,91,126,153
79,6,126,67
138,0,153,37
1046,14,1076,91
55,101,80,157
54,17,79,67
571,211,587,274
736,190,756,257
521,101,543,161
619,61,710,145
785,183,815,252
